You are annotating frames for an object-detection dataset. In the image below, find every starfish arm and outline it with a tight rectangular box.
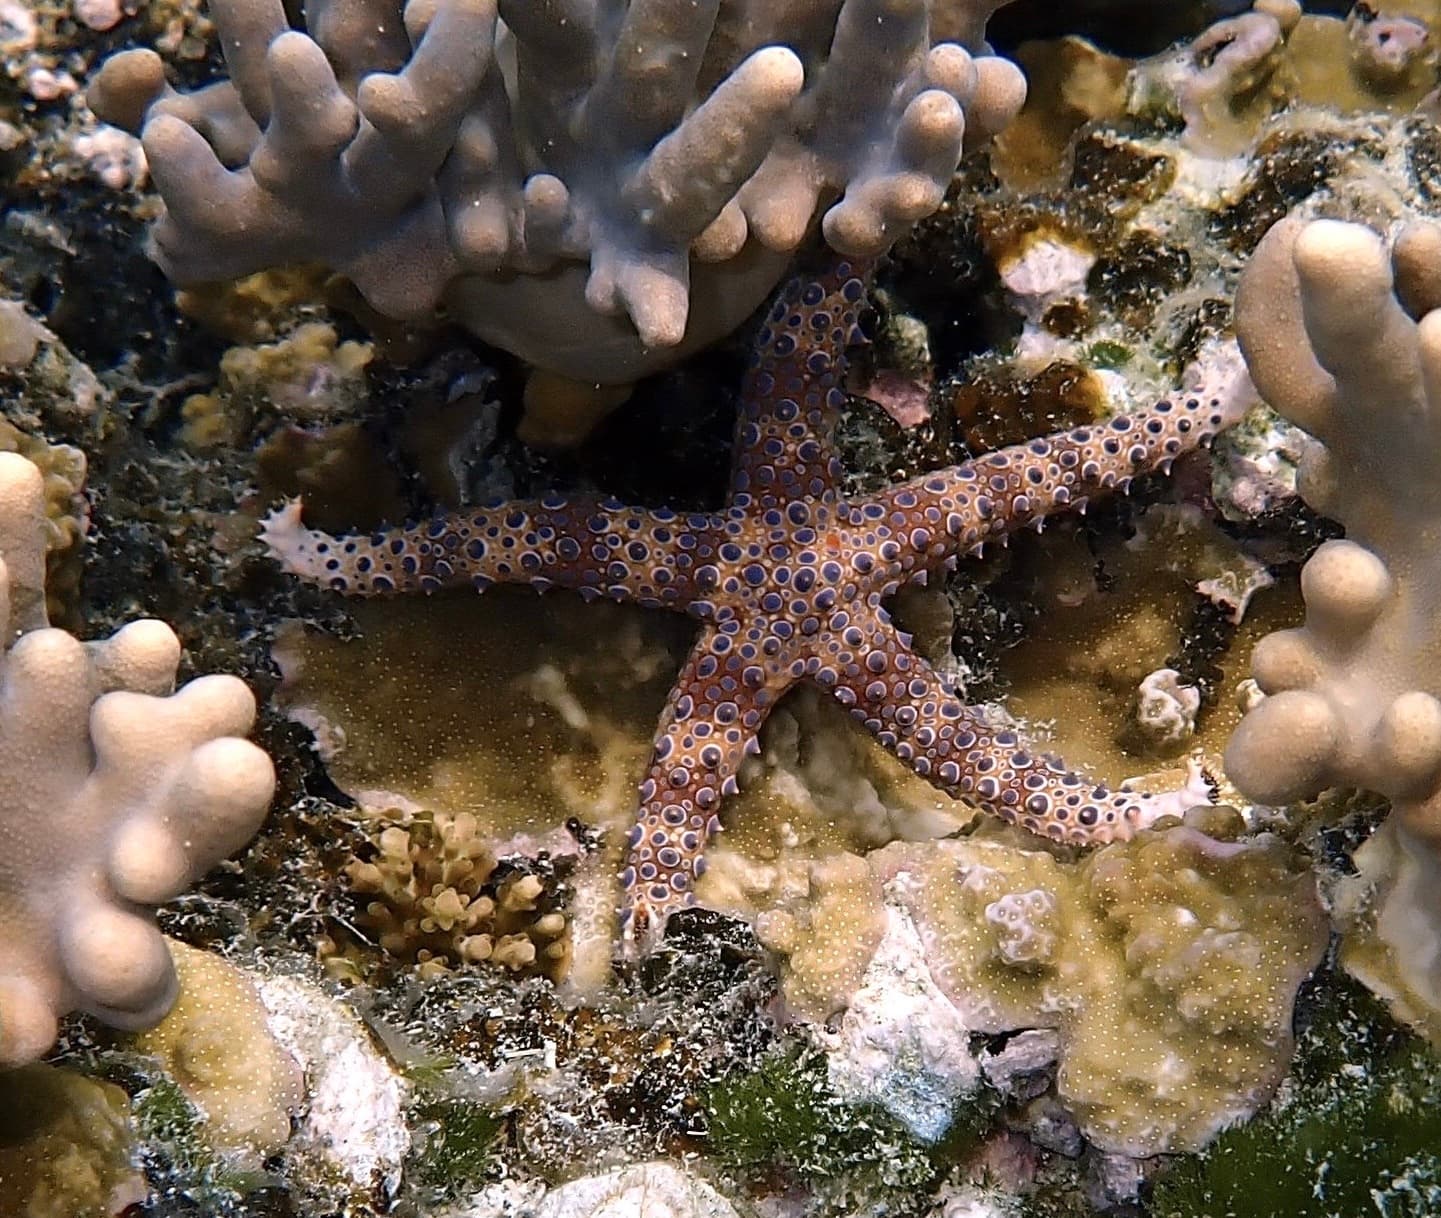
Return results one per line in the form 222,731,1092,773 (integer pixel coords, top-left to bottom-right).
833,617,1189,844
621,622,797,945
729,255,873,510
261,494,715,606
862,388,1240,568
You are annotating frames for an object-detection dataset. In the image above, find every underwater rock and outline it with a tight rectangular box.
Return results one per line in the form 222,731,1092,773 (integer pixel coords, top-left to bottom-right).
1132,666,1202,754
0,298,54,367
818,905,983,1143
447,1162,739,1218
258,972,411,1197
930,1182,1019,1218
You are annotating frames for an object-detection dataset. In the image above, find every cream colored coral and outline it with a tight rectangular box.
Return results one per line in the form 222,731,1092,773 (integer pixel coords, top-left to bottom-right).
90,0,1026,382
131,941,302,1154
1228,215,1441,1037
756,852,887,1023
0,452,275,1066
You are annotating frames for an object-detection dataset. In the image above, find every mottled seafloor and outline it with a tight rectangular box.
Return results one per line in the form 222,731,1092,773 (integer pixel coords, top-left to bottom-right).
4,1,1441,1217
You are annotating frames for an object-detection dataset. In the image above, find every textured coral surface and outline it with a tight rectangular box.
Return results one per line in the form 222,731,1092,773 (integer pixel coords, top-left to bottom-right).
760,808,1328,1157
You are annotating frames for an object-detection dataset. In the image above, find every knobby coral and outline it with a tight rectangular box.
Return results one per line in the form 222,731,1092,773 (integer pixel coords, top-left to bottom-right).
264,256,1239,944
88,0,1026,381
343,809,572,980
0,451,275,1066
1227,215,1441,1037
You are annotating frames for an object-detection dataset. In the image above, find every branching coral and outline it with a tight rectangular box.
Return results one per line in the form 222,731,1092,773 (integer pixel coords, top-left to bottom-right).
88,0,1025,381
1227,215,1441,1037
0,451,275,1066
345,810,572,981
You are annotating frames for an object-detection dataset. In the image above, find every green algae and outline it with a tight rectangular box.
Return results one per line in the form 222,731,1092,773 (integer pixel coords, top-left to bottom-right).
407,1098,504,1198
131,1071,273,1205
1085,340,1133,369
1150,976,1441,1218
704,1045,931,1185
703,1044,998,1200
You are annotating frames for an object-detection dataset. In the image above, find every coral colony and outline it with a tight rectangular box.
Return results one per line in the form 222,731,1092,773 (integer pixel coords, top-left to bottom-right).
3,0,1441,1214
88,0,1024,380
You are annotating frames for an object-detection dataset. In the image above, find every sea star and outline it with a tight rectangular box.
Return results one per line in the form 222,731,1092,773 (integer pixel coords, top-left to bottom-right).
264,255,1235,943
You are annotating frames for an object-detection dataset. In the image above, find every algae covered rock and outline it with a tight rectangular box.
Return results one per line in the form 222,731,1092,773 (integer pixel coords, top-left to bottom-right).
1151,977,1441,1218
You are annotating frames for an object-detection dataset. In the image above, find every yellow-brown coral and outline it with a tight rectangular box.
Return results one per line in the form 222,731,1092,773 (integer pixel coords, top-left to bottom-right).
0,420,86,623
0,1064,144,1218
345,810,572,982
766,808,1327,1156
182,322,373,449
130,941,303,1155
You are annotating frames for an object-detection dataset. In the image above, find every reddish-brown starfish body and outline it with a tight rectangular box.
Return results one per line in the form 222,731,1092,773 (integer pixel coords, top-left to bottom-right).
265,257,1233,943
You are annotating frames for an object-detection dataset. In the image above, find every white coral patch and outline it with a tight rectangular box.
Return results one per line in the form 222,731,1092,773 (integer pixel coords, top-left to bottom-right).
258,974,410,1194
819,905,982,1142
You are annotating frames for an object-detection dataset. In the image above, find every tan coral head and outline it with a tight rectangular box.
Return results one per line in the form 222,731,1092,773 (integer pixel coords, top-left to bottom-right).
0,451,276,1066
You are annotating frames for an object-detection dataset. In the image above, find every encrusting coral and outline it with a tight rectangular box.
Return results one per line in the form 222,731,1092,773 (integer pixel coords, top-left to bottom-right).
264,255,1239,944
1126,0,1304,155
764,806,1328,1157
0,451,275,1066
1227,215,1441,1039
87,0,1026,381
130,940,303,1155
0,1062,145,1218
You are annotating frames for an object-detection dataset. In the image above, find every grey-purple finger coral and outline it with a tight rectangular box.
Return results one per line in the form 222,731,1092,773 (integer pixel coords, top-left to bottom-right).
0,451,275,1066
1227,215,1441,1039
88,0,1025,382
